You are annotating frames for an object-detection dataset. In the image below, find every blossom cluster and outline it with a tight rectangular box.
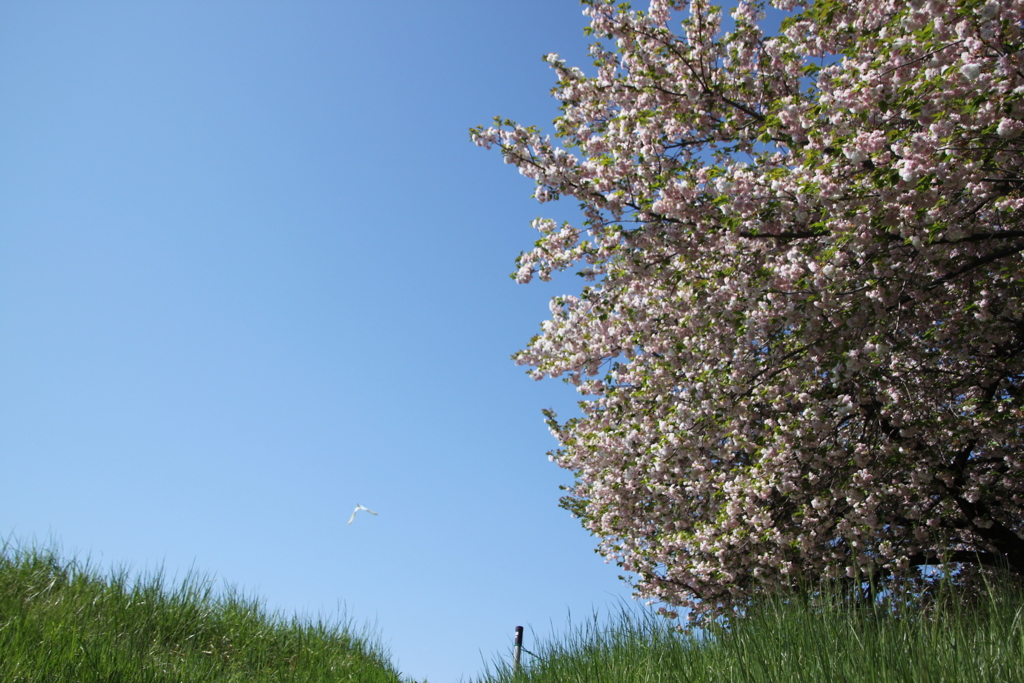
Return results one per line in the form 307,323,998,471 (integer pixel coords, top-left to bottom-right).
474,0,1024,619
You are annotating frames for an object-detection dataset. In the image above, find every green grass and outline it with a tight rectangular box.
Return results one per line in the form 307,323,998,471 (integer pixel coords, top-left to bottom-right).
9,540,1024,683
474,579,1024,683
0,542,412,683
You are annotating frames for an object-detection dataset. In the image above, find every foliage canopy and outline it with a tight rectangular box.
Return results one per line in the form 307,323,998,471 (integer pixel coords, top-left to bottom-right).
475,0,1024,618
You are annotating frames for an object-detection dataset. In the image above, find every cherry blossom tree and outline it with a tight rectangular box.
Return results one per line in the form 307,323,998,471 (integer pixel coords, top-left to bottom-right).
474,0,1024,618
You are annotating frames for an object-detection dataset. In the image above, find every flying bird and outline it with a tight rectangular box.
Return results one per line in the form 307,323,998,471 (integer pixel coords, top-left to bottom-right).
348,504,378,525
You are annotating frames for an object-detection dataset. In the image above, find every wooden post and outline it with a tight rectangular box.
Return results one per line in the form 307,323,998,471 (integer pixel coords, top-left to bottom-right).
513,625,524,674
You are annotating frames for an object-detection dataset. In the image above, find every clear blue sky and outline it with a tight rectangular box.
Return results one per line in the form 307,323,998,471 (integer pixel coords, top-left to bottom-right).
0,2,651,681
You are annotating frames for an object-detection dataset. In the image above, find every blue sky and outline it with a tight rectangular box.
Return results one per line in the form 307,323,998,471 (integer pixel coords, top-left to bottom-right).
0,2,651,681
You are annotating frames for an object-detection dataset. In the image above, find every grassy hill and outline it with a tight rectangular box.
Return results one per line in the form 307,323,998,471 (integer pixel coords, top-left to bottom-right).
0,543,412,683
7,539,1024,683
472,577,1024,683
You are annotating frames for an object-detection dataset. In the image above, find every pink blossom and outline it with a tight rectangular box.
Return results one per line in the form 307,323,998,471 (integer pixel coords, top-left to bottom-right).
998,117,1024,138
475,0,1024,621
961,62,982,80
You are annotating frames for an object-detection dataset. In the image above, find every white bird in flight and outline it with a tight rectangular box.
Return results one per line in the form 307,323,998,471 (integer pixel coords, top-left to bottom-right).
348,504,378,525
